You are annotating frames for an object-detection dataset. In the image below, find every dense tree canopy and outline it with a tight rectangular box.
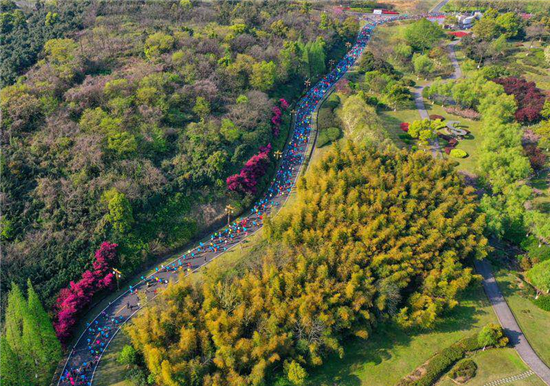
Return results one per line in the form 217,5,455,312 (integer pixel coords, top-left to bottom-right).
1,1,356,310
126,142,488,386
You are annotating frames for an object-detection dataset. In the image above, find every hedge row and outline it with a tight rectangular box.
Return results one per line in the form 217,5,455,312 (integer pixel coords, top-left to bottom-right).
395,326,505,386
533,295,550,312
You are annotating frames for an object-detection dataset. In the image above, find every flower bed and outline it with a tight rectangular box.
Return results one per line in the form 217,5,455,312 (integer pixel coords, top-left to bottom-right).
448,31,469,38
444,106,481,120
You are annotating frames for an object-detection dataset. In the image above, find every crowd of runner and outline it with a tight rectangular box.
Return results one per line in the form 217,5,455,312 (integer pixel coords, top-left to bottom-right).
57,14,429,386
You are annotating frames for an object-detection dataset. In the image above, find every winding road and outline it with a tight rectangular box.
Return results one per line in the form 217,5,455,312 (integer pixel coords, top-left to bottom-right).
55,5,550,385
56,15,399,386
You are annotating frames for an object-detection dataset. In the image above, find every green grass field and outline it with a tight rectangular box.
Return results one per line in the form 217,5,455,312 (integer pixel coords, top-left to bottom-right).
494,268,550,368
306,283,497,386
437,348,546,386
426,104,483,174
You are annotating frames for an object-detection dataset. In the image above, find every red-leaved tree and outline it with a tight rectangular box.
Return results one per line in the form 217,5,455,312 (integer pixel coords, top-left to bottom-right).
54,242,118,343
227,144,272,195
494,77,546,123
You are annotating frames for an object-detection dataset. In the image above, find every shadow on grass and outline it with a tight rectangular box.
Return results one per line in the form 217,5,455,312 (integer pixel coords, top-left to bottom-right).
307,286,490,386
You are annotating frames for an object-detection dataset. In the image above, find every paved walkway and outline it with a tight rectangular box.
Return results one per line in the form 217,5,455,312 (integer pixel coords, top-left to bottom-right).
483,370,535,386
475,259,550,384
413,32,550,385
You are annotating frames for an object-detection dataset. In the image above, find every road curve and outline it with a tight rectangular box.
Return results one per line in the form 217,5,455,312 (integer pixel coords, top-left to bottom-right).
439,34,550,385
56,15,406,386
475,259,550,384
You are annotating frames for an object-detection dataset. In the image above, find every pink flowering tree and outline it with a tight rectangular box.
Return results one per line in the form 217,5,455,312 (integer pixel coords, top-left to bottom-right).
54,242,118,343
226,144,272,195
271,99,290,137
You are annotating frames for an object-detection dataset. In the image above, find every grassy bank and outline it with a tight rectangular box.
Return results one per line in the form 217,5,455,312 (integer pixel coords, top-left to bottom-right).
307,283,497,386
437,348,545,386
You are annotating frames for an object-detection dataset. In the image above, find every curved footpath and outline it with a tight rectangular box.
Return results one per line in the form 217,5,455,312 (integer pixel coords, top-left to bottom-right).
475,259,550,384
424,36,550,385
57,15,409,386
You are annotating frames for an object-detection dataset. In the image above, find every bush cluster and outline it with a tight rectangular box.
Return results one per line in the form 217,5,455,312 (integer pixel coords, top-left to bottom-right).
397,324,507,386
448,359,477,382
317,127,342,147
53,242,118,343
533,295,550,311
450,149,468,158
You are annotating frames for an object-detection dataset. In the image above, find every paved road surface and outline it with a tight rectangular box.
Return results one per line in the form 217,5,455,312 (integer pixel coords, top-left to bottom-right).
438,35,550,385
431,0,451,13
475,259,550,384
56,16,393,386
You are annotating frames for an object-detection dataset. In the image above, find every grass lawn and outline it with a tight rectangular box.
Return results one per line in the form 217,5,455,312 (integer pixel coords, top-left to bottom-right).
425,103,483,174
306,283,497,386
494,268,550,368
437,348,546,386
379,100,421,148
94,333,133,386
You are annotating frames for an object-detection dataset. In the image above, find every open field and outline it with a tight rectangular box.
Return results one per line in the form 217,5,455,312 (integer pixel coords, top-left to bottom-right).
437,348,546,386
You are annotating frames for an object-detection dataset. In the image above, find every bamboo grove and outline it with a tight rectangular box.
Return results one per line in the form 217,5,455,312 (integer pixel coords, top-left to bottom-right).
126,142,488,386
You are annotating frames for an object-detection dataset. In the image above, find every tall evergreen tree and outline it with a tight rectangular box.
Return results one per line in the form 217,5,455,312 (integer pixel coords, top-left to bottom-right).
4,283,27,356
1,283,61,386
0,336,27,386
26,280,63,383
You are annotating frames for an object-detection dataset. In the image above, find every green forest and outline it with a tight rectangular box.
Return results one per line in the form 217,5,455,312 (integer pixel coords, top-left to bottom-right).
125,142,488,386
0,0,358,309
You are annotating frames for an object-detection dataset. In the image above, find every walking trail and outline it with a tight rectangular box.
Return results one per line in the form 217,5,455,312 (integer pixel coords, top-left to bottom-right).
416,35,550,385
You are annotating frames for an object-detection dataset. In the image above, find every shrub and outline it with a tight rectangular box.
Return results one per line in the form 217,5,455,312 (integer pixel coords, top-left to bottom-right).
449,359,477,382
54,242,118,343
450,149,468,158
317,127,341,147
520,237,550,263
226,144,272,195
325,93,341,109
533,295,550,312
400,122,409,132
317,107,336,131
527,260,550,293
478,323,508,348
429,114,445,121
524,144,547,171
118,345,138,367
